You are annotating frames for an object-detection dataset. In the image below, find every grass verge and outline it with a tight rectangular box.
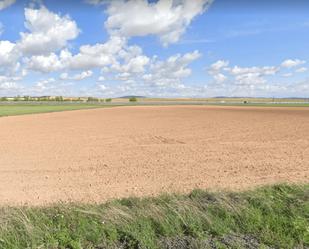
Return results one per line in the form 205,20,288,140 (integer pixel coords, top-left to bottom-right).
0,184,308,248
0,104,114,117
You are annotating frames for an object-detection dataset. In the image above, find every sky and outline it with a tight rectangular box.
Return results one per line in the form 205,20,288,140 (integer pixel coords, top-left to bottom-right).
0,0,308,98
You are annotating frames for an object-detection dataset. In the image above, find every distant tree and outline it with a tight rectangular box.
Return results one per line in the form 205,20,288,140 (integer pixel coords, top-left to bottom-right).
0,97,8,101
129,97,137,102
38,96,50,101
55,96,64,102
87,97,99,102
105,98,112,103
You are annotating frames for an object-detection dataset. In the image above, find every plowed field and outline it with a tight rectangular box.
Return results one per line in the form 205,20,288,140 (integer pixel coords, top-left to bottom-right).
0,105,308,205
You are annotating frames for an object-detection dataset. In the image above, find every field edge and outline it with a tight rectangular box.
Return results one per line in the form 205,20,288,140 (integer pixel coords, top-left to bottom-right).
0,183,308,249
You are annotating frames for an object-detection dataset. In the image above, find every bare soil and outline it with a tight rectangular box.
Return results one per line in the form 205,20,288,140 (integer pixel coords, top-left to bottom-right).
0,105,308,205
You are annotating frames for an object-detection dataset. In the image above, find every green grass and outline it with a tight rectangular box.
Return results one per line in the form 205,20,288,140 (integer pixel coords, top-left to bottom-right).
0,104,113,117
0,184,308,249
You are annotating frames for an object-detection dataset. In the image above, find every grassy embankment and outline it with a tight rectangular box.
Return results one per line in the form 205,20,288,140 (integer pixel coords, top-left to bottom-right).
0,184,308,248
0,104,113,117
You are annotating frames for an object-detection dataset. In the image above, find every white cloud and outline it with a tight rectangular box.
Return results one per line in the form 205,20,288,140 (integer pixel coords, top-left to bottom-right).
25,51,68,73
206,62,283,96
110,48,150,75
142,50,201,88
98,76,105,81
32,78,56,93
68,36,125,70
282,73,293,77
0,0,15,10
29,77,74,96
0,82,20,91
234,72,266,86
213,73,227,83
0,40,20,72
0,75,22,95
209,60,229,73
227,66,279,76
281,59,306,68
105,0,213,46
121,55,150,73
98,84,107,91
18,6,80,55
60,70,93,81
24,35,149,75
208,61,279,86
295,67,307,73
207,60,229,83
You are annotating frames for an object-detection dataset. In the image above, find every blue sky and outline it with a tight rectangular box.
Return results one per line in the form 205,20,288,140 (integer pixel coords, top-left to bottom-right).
0,0,308,97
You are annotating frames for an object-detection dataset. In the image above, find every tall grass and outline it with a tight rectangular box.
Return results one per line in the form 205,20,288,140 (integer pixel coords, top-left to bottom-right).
0,184,308,248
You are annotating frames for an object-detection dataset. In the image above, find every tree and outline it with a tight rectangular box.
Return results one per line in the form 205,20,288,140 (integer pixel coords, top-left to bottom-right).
87,97,99,102
55,96,64,102
129,97,137,102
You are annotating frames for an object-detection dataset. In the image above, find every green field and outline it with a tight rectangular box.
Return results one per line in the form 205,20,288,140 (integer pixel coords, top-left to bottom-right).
0,104,111,117
0,184,308,249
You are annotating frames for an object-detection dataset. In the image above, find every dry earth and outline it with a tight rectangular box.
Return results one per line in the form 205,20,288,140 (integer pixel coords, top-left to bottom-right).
0,105,308,205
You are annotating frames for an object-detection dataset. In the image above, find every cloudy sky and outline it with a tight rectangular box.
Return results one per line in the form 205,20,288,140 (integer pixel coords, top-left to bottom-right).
0,0,308,97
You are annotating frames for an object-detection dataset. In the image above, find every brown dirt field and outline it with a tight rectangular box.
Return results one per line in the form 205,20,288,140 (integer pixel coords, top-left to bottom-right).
0,105,308,205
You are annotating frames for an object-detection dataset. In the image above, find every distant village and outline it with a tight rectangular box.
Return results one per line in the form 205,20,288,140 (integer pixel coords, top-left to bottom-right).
0,96,113,102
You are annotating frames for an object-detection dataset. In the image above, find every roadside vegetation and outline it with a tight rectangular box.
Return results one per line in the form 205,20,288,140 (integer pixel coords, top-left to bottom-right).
0,104,112,117
129,97,138,102
0,184,308,249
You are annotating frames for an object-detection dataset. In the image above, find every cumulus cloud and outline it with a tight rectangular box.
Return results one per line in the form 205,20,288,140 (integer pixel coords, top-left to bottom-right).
25,50,70,73
281,59,306,68
91,49,202,97
227,66,279,76
105,0,213,46
32,78,55,93
121,55,150,73
0,82,20,91
60,70,93,81
68,36,125,70
142,50,201,88
25,34,151,78
109,44,150,75
208,60,229,83
0,0,15,10
0,40,20,72
206,61,283,96
208,60,229,73
28,77,75,96
295,67,307,73
213,73,227,83
18,6,80,55
0,75,22,95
